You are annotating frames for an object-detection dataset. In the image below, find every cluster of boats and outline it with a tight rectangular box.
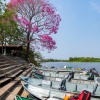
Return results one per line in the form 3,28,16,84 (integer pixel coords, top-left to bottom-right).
15,67,100,100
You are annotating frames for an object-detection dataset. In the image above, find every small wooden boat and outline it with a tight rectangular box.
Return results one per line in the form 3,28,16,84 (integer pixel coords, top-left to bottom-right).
15,95,32,100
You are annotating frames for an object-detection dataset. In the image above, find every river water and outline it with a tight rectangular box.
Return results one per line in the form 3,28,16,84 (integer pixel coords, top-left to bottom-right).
41,62,100,72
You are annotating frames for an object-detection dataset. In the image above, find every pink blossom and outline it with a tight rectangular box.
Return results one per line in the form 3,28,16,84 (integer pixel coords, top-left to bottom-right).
8,0,61,52
40,34,56,50
32,25,40,33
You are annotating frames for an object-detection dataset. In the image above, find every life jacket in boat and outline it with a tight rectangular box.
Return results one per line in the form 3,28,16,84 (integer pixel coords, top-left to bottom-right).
78,90,91,100
70,90,91,100
64,95,71,100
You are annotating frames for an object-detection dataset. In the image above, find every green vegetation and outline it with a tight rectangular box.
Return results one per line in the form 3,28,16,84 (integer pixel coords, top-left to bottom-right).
21,47,43,66
41,58,66,62
0,1,43,66
41,57,100,62
68,57,100,62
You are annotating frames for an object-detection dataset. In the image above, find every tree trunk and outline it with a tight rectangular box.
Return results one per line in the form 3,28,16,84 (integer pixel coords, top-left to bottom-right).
1,42,3,55
25,33,30,62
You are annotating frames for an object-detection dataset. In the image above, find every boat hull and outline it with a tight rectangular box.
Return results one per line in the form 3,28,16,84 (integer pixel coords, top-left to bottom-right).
15,96,32,100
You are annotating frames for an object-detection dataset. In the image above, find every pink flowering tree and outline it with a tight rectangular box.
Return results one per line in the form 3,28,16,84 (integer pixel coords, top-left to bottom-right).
9,0,61,61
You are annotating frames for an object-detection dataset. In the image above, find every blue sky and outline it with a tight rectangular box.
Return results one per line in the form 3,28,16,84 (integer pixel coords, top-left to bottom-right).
6,0,100,60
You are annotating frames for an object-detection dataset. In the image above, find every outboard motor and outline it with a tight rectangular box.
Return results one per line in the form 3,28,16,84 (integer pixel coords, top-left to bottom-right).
67,71,75,82
88,73,94,80
59,78,67,91
71,71,75,78
89,68,99,77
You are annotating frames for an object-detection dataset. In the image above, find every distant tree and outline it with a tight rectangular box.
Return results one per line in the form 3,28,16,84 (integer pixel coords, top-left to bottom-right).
0,0,6,14
69,57,73,61
0,6,24,49
0,0,21,54
21,47,43,66
8,0,61,61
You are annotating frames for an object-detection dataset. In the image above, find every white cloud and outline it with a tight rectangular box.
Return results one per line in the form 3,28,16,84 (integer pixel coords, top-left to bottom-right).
91,1,100,13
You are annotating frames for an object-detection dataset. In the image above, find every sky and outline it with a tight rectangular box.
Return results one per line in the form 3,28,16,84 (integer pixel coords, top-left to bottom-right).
6,0,100,60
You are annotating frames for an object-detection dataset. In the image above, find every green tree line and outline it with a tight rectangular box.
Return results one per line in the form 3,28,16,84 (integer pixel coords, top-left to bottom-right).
41,57,100,62
68,57,100,62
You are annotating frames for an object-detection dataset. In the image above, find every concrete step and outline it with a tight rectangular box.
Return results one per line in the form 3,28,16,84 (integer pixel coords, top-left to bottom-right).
6,66,24,76
5,84,23,100
27,70,32,77
0,66,17,74
0,78,20,100
0,73,6,79
8,70,23,80
5,68,33,99
0,62,8,65
21,67,33,76
0,61,33,99
0,63,12,69
21,90,29,98
0,64,22,73
0,78,11,87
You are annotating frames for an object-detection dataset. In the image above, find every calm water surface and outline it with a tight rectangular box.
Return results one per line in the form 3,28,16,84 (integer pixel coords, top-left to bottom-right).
41,62,100,71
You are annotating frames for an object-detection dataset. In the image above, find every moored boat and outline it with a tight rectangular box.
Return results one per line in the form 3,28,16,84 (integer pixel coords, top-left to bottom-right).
19,76,100,97
32,69,44,79
32,68,74,82
32,67,100,84
21,82,100,100
15,95,32,100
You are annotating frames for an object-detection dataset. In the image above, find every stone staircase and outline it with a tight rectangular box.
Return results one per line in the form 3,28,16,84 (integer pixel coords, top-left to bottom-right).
0,55,33,100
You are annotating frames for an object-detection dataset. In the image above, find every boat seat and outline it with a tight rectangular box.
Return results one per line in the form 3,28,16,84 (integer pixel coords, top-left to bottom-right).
81,83,98,95
43,72,51,76
47,97,63,100
41,80,52,88
51,73,56,77
94,85,100,96
58,74,65,78
77,84,90,92
66,82,75,92
92,83,98,95
52,81,61,89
